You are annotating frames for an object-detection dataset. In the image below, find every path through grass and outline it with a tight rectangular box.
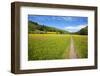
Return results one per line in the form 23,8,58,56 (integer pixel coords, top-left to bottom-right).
73,35,88,58
28,34,88,60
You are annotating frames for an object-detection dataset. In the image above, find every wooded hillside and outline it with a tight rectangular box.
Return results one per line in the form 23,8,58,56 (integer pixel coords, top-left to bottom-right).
28,21,69,34
28,21,88,35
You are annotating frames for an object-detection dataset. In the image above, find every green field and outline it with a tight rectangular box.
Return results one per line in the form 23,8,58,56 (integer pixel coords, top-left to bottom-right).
28,34,70,60
28,16,88,60
73,35,88,58
28,34,88,60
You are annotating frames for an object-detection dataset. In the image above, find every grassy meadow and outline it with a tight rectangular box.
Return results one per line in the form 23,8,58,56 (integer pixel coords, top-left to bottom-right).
28,15,88,60
28,34,88,60
28,34,70,60
73,35,88,58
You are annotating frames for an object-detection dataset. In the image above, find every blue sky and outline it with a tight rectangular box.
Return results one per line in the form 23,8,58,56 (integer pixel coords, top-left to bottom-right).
28,15,88,32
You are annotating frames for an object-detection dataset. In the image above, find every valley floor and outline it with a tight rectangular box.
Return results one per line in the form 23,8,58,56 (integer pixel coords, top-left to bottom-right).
28,34,88,60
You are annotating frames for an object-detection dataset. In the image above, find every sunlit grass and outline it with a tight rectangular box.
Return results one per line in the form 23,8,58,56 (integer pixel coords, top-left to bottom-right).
28,34,88,60
28,34,70,60
73,35,88,58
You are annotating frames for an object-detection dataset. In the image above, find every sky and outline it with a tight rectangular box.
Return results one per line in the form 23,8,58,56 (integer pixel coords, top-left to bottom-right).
28,15,88,32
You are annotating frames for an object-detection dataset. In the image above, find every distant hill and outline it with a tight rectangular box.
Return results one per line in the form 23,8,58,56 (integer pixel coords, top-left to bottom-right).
78,26,88,35
74,26,88,35
28,21,69,34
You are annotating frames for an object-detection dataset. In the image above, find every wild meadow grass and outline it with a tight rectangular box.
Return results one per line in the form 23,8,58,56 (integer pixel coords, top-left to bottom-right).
28,34,70,60
73,35,88,58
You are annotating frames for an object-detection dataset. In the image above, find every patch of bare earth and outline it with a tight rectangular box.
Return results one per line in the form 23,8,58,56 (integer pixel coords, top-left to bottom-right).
69,36,77,59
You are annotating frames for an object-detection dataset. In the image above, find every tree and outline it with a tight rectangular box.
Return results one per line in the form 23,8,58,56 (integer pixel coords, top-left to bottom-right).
78,26,88,35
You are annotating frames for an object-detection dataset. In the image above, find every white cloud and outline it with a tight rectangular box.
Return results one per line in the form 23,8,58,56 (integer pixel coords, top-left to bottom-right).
61,16,73,21
64,24,87,32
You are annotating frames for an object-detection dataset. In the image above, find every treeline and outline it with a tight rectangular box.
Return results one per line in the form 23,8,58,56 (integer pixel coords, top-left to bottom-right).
73,26,88,35
28,21,69,34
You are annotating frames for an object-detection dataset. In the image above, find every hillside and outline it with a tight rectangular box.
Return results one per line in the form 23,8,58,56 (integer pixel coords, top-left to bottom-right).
73,26,88,35
28,21,69,34
78,26,88,35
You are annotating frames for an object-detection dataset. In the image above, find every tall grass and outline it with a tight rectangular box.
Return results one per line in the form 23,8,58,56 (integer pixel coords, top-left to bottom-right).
28,34,70,60
73,35,88,58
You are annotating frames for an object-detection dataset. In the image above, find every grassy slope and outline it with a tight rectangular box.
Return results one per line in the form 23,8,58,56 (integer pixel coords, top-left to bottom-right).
28,21,69,34
28,34,70,60
73,35,88,58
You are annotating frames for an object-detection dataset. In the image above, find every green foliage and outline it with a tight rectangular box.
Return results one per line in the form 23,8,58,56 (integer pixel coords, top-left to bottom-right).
78,26,88,35
74,26,88,35
28,34,70,60
73,35,88,58
28,21,69,34
28,21,39,31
